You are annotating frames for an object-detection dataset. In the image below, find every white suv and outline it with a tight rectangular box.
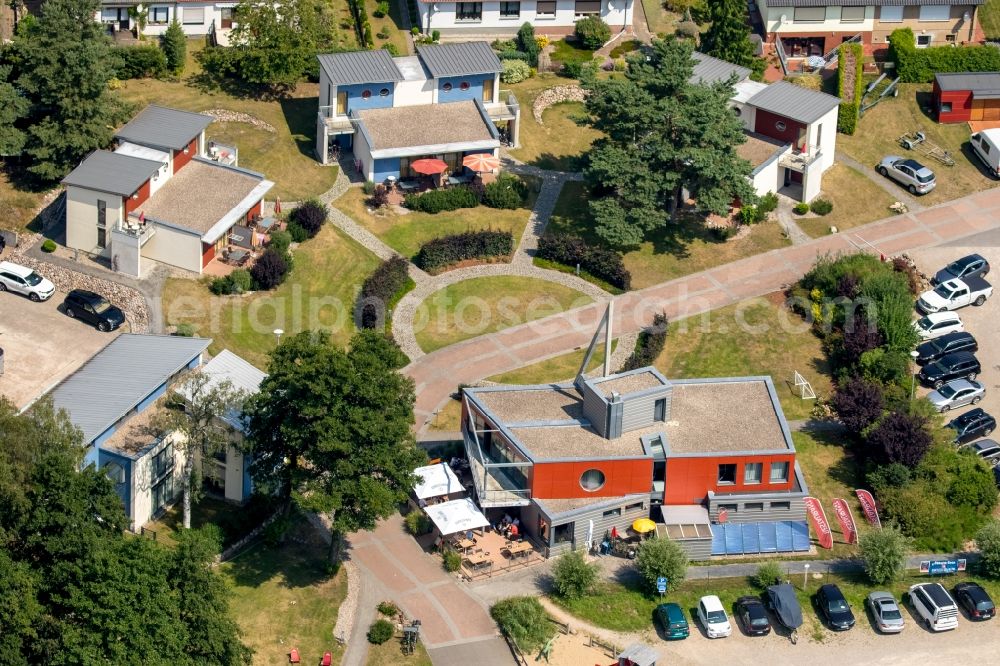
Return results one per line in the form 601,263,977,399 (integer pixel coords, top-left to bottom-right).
697,595,732,638
908,583,959,632
0,261,55,302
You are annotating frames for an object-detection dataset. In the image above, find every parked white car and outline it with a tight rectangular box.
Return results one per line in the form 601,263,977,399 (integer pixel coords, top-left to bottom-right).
0,261,55,302
926,379,985,412
913,311,964,341
697,595,732,638
917,277,993,313
970,129,1000,178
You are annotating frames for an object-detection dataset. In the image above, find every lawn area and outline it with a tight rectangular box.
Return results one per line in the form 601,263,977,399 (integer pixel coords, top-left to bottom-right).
486,340,618,384
653,296,831,421
413,276,592,352
116,39,339,202
547,181,791,289
983,0,1000,39
366,634,433,665
550,39,596,69
142,496,276,548
366,0,411,57
507,73,604,172
335,176,540,260
221,517,347,665
838,83,997,206
162,225,381,368
795,163,898,238
0,169,50,233
427,396,463,431
640,1,685,38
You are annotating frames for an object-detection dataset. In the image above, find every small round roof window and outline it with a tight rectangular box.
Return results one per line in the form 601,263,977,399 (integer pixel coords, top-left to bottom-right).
443,82,453,92
362,90,372,99
460,81,471,91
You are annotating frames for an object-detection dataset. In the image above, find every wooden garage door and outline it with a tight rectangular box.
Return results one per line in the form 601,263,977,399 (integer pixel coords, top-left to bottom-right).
972,99,986,121
985,100,1000,121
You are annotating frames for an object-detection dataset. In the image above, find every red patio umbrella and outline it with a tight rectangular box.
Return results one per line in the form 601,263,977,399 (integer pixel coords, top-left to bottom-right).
274,196,282,215
462,153,501,173
410,158,449,175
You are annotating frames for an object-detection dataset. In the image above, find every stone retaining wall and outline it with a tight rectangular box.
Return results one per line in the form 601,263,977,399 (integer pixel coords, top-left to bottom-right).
202,109,276,133
532,85,587,125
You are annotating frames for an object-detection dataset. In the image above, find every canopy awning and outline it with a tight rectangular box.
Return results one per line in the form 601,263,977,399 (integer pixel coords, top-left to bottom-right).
424,498,489,536
660,504,713,541
413,462,462,500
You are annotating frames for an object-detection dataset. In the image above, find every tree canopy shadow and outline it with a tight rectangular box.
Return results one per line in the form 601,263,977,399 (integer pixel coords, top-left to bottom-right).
279,95,322,159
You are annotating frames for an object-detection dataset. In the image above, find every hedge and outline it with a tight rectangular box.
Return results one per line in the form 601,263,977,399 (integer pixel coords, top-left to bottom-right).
836,42,864,135
357,255,410,329
888,27,1000,83
621,312,668,371
482,173,527,210
347,0,375,48
536,232,631,291
112,45,167,79
404,186,479,214
415,229,513,272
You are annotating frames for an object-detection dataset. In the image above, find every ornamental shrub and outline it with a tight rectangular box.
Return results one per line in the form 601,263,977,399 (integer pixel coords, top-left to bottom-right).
793,202,810,215
551,550,599,599
367,619,394,644
250,248,290,290
357,255,410,329
268,229,292,256
378,600,399,616
859,525,911,585
111,44,167,79
161,19,187,75
41,239,56,253
377,28,390,39
415,229,514,272
289,199,327,238
810,198,833,216
371,184,390,209
501,58,532,84
286,222,309,243
758,191,779,215
574,16,611,50
621,312,668,371
431,29,440,42
836,42,863,135
404,510,432,535
442,548,462,572
490,597,551,653
751,562,784,590
976,520,1000,578
634,537,687,593
536,232,631,290
373,0,389,17
174,323,195,337
482,173,527,209
517,23,539,66
210,268,254,295
404,186,479,213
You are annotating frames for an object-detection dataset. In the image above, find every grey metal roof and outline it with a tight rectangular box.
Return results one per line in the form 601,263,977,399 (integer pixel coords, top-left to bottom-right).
176,349,265,431
46,334,211,444
772,0,982,5
416,42,501,78
114,105,213,151
61,150,162,196
616,643,660,666
691,52,750,85
746,80,841,124
317,49,404,86
935,72,1000,94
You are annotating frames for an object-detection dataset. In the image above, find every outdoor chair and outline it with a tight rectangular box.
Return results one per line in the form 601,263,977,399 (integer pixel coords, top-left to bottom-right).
288,648,300,663
320,652,332,666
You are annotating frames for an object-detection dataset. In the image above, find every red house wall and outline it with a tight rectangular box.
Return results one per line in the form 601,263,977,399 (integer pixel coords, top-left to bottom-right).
202,242,216,268
663,454,796,505
531,459,653,500
123,178,151,214
246,199,262,223
173,137,199,173
933,82,975,123
754,109,806,150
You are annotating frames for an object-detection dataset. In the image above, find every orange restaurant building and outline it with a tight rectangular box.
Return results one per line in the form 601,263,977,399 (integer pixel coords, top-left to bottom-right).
461,367,812,559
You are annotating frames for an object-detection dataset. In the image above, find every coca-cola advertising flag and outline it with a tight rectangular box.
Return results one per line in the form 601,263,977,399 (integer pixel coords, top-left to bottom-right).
804,496,833,549
832,498,859,545
855,489,882,529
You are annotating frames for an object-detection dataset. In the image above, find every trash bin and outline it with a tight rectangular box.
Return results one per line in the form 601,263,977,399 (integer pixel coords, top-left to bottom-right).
0,347,4,376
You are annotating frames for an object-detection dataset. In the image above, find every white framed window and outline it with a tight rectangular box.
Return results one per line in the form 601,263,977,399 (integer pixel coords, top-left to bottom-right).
840,6,864,23
770,461,790,483
536,0,556,17
182,7,204,24
500,1,520,18
793,6,825,23
919,5,950,22
744,462,763,484
100,8,117,21
879,6,903,23
456,2,482,21
150,6,169,24
917,34,932,48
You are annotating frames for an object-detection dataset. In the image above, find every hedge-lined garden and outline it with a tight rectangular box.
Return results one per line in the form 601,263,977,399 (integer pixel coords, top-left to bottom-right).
836,42,864,135
796,254,997,551
403,174,529,214
537,232,632,290
415,230,514,272
888,27,1000,83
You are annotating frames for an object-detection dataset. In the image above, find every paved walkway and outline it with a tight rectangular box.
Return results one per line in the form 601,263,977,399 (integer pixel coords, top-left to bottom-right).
837,151,925,212
405,185,1000,429
774,195,812,245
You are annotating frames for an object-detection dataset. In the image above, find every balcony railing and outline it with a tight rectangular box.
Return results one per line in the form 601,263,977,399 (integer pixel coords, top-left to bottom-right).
119,216,156,245
779,148,821,171
318,106,356,134
463,426,531,508
207,140,238,167
485,90,519,121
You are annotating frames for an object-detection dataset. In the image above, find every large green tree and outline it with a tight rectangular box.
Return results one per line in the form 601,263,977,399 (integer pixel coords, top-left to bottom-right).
12,0,130,181
699,0,757,70
243,330,425,564
0,63,28,157
583,38,756,247
161,19,187,75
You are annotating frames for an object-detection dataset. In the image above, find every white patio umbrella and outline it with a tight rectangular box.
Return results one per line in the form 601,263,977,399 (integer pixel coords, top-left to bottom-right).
424,498,489,536
413,462,462,500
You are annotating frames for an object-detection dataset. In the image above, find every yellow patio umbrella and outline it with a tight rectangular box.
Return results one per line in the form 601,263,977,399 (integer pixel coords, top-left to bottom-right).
632,518,657,534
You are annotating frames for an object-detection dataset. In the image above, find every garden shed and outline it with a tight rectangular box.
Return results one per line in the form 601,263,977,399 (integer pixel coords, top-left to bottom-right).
933,72,1000,124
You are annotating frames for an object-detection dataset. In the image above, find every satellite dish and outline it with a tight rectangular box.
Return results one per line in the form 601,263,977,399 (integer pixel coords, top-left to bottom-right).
432,3,438,9
780,14,787,23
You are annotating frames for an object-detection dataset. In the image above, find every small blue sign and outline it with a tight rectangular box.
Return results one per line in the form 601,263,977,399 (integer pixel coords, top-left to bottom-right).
926,560,960,575
657,577,668,593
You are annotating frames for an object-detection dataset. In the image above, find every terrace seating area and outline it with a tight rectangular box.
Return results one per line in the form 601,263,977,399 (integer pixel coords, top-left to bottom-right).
448,527,542,581
203,215,283,278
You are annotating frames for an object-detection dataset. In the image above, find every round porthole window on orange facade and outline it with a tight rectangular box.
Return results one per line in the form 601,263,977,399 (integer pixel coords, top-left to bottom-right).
580,469,605,492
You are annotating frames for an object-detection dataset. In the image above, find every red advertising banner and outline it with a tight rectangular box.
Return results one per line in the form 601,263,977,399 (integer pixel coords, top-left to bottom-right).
832,498,859,545
855,489,882,529
804,496,833,549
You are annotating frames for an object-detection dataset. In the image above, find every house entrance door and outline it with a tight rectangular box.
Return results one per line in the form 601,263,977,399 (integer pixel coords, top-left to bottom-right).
336,91,348,116
220,7,234,28
117,7,130,30
482,80,494,103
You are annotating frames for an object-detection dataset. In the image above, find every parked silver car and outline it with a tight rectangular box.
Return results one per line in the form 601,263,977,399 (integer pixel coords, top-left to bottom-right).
927,378,985,412
866,591,905,634
878,156,936,195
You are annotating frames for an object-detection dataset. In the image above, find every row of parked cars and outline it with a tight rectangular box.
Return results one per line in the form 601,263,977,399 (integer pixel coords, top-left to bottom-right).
0,260,126,332
910,255,997,472
654,581,995,640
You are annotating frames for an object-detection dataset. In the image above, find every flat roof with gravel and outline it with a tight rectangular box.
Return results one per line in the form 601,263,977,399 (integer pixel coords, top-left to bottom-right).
474,386,583,424
737,133,788,170
538,494,644,516
664,379,790,453
139,160,265,236
510,422,666,460
101,400,165,455
356,100,497,152
592,370,665,397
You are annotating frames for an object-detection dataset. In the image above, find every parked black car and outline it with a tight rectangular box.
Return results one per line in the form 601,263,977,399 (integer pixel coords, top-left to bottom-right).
63,289,125,332
947,408,997,444
913,332,978,365
917,351,981,389
734,596,771,636
953,582,996,620
933,254,990,286
815,584,856,631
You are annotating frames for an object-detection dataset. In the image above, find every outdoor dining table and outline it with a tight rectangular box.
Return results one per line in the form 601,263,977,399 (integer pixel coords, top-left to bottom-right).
257,216,277,231
504,541,533,558
465,552,490,569
454,537,476,554
227,248,249,265
398,180,420,192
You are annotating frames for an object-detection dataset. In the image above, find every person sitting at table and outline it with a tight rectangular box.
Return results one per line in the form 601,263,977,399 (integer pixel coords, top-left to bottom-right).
508,523,519,539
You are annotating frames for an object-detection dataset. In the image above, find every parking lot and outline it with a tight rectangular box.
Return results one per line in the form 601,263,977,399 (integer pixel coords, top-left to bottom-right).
0,290,119,409
908,228,1000,430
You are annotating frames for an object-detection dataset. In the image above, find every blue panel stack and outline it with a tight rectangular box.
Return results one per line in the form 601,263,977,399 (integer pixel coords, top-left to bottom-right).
710,524,726,556
742,523,760,554
775,521,793,552
758,522,778,553
724,524,744,555
791,521,811,551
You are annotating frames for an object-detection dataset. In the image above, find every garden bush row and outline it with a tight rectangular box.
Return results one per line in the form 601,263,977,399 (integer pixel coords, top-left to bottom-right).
888,27,1000,83
356,255,411,329
415,229,514,272
621,312,669,371
836,42,864,135
536,232,632,290
347,0,376,48
404,174,528,213
112,44,167,79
